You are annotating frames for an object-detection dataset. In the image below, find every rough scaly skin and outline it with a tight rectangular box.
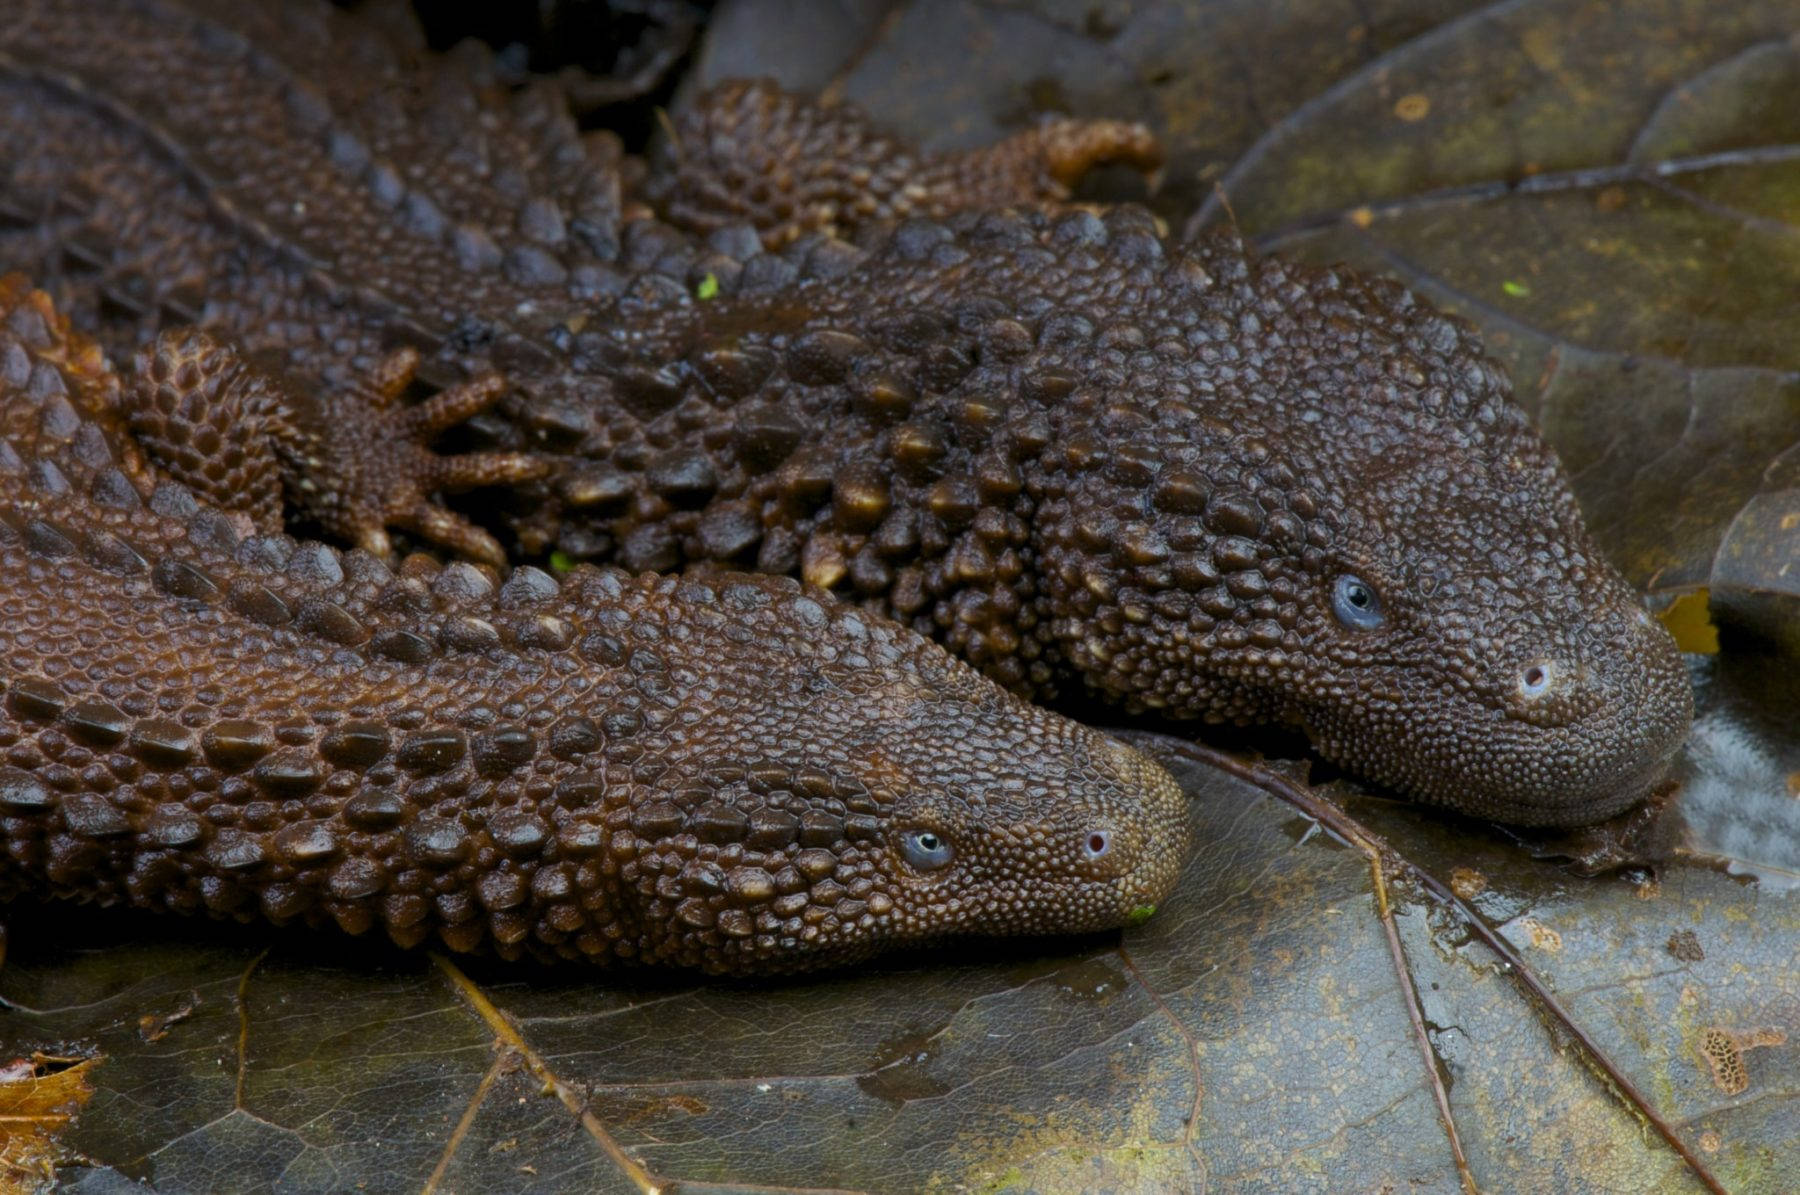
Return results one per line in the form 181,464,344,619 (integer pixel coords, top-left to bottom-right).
524,212,1692,825
0,0,1691,824
0,278,1189,973
645,78,1165,248
126,332,548,566
0,1,1154,555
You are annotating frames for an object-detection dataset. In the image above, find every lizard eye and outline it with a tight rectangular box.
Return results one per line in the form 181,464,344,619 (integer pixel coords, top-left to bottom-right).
1081,830,1113,861
1331,574,1385,630
899,829,954,871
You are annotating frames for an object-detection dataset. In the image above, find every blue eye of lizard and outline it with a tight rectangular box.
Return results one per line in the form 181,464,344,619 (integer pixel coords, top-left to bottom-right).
899,829,954,871
1332,574,1385,630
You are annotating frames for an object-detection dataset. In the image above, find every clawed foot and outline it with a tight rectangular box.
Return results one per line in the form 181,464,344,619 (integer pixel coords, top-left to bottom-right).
131,332,548,567
308,347,549,567
652,80,1165,247
1018,117,1165,196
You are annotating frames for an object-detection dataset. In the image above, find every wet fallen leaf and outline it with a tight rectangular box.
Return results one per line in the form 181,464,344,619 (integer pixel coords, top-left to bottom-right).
1,1,1797,1192
0,1054,98,1194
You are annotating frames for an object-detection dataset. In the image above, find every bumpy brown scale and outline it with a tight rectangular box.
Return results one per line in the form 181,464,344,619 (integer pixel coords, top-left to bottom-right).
0,278,1189,972
537,212,1692,825
131,331,546,565
645,78,1164,248
0,0,1691,824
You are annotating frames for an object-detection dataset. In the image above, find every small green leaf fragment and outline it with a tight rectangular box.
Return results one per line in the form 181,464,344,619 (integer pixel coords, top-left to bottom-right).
1501,279,1530,298
548,550,576,574
1127,904,1156,926
695,273,720,301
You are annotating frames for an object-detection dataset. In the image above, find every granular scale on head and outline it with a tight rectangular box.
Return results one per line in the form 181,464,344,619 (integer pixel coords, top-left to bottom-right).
0,277,1190,974
0,0,1692,827
518,212,1694,826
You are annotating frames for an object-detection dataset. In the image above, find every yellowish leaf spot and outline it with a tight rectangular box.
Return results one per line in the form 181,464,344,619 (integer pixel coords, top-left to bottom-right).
1658,589,1718,655
1449,867,1487,900
1517,917,1562,951
1393,93,1430,122
1594,186,1628,213
1700,1026,1787,1096
0,1054,100,1191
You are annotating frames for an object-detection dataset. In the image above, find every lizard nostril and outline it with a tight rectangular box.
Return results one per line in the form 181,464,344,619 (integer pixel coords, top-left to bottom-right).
1518,660,1554,698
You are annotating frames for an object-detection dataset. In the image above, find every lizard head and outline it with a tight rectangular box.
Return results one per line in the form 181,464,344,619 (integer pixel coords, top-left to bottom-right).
607,573,1190,973
1030,226,1691,825
835,652,1192,950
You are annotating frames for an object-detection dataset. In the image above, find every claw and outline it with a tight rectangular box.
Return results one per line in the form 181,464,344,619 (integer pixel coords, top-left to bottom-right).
355,524,395,560
366,346,423,410
402,372,509,436
331,369,541,565
396,502,508,567
433,451,549,490
1035,119,1165,189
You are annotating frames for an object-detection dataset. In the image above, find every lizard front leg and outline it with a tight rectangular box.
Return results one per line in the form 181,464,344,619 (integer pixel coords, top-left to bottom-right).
128,330,546,566
646,79,1163,247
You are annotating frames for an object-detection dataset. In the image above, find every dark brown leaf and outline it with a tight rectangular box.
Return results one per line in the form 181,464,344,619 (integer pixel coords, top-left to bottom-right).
2,2,1797,1191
